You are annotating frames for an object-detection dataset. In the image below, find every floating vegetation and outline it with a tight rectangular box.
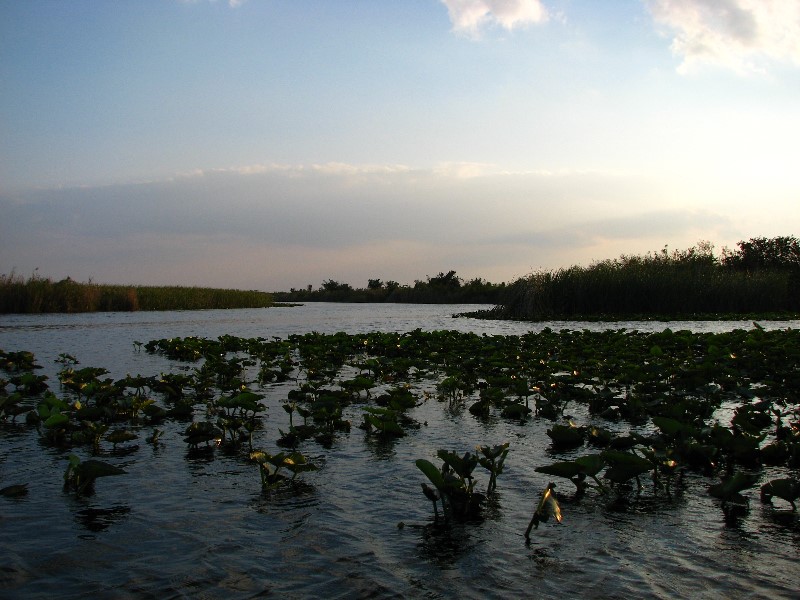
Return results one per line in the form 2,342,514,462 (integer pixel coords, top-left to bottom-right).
63,454,126,496
250,450,317,490
0,483,29,498
416,448,487,522
760,478,800,511
1,323,799,547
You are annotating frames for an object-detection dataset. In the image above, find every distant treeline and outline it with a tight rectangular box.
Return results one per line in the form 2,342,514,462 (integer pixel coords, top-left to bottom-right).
272,270,506,304
494,236,800,321
6,236,798,317
0,273,274,314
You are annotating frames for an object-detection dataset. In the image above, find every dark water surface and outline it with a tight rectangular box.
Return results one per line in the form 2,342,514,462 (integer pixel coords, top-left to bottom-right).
1,304,799,599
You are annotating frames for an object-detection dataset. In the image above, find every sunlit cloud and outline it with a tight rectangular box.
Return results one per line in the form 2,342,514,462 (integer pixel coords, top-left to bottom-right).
0,163,751,291
432,162,498,178
441,0,548,38
646,0,800,73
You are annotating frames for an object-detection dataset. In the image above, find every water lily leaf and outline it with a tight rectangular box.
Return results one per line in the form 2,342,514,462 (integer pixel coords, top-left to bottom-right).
760,478,799,509
587,426,614,447
600,449,650,467
501,402,532,419
416,459,445,492
535,461,583,479
477,442,510,461
143,403,167,419
283,452,317,475
547,422,585,448
421,482,440,502
600,450,651,483
651,416,695,439
105,429,137,445
43,412,69,428
250,450,269,464
78,459,126,480
183,421,222,445
437,450,478,480
574,454,606,476
708,472,759,501
0,483,29,498
604,463,651,484
364,413,404,435
219,391,264,413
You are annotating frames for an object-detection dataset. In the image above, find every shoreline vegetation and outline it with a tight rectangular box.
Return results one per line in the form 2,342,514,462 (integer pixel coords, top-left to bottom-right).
272,269,506,304
490,236,800,322
1,236,798,319
0,274,274,313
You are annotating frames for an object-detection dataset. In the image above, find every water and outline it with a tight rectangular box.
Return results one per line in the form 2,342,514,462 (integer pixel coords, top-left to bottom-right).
1,304,798,599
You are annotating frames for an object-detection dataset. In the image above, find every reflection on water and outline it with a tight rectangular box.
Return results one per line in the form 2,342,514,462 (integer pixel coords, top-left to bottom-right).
1,304,799,598
75,505,131,533
417,522,478,569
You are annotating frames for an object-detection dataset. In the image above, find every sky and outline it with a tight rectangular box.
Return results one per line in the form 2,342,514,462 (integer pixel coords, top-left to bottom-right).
1,0,799,292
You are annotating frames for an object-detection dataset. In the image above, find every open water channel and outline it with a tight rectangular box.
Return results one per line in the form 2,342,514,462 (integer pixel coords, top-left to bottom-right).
1,304,798,598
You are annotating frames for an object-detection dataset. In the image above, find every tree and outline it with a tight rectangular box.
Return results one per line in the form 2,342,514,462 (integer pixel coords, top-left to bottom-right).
321,280,352,292
724,236,800,271
428,270,461,288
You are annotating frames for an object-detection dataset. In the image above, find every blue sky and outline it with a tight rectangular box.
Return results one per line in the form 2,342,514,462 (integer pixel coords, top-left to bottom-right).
2,0,799,291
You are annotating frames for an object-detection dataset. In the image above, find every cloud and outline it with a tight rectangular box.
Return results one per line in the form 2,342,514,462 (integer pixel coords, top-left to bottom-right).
646,0,800,73
441,0,548,38
0,162,744,290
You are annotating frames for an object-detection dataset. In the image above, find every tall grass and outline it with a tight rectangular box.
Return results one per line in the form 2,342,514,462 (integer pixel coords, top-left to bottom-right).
0,273,274,314
500,244,800,320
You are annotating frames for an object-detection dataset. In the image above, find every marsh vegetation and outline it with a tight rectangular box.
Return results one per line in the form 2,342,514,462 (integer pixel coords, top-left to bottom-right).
496,237,800,321
1,304,799,597
0,272,274,313
4,326,800,517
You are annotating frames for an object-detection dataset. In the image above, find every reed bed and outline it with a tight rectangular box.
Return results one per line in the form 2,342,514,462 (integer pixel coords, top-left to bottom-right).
0,273,273,313
500,242,800,320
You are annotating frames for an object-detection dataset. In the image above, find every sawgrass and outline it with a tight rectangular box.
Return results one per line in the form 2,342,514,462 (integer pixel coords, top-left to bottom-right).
0,273,273,313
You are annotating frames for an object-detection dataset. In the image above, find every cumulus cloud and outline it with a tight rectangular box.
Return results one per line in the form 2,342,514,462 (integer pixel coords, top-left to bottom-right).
441,0,548,38
646,0,800,73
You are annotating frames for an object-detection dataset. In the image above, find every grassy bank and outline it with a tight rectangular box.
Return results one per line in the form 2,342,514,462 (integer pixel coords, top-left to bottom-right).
0,274,274,313
497,238,800,321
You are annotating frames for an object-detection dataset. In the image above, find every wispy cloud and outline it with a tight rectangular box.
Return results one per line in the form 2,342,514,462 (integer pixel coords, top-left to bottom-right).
441,0,548,38
646,0,800,74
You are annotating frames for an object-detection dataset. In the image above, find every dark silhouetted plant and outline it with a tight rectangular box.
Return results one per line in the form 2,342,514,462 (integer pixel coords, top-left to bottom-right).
708,471,760,508
63,454,126,495
760,478,799,511
416,448,486,521
0,483,29,498
250,450,317,489
183,421,222,448
477,442,509,493
525,482,562,540
535,455,607,496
